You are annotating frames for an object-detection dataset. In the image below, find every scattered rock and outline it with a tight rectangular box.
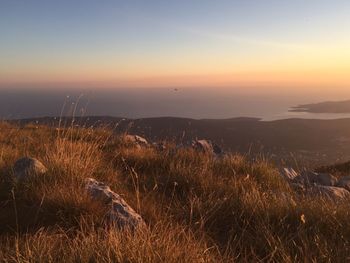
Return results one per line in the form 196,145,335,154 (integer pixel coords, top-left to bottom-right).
282,168,299,180
85,178,146,230
293,171,338,187
125,135,149,147
290,183,306,193
336,176,350,191
307,185,350,201
192,139,212,153
13,157,47,180
153,142,167,152
282,168,350,200
192,139,223,156
212,143,224,155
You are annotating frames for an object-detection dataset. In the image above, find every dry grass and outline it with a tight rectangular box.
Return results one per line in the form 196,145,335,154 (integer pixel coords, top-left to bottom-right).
0,121,350,262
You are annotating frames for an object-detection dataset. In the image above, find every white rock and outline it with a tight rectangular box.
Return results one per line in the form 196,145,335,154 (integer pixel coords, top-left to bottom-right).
85,178,146,230
192,139,223,155
336,176,350,191
125,135,149,147
13,157,47,180
307,185,350,201
282,168,299,180
153,142,167,152
293,171,338,186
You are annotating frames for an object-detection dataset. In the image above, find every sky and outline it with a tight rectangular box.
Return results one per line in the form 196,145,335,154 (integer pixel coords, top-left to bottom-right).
1,0,350,91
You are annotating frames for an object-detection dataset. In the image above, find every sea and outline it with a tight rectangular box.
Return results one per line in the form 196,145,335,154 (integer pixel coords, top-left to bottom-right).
1,87,350,121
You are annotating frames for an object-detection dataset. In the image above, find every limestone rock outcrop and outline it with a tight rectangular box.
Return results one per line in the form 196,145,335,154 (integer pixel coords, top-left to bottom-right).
85,178,146,230
13,157,47,180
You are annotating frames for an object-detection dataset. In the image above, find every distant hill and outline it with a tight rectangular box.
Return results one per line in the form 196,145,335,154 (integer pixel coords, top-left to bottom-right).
11,116,350,167
291,100,350,113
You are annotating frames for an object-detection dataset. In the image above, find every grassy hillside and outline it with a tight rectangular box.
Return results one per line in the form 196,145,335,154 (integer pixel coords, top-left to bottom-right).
1,122,350,262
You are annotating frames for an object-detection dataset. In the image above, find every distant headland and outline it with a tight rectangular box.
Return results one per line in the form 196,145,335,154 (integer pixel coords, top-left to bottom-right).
290,100,350,113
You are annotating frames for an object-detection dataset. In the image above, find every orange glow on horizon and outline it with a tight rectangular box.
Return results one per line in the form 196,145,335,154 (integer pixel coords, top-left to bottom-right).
1,43,349,90
1,67,350,90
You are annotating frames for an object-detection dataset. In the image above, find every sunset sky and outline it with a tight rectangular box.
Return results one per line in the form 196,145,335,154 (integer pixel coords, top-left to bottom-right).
1,0,350,90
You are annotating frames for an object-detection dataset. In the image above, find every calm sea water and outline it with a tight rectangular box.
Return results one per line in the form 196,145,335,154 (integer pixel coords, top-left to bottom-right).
1,87,350,120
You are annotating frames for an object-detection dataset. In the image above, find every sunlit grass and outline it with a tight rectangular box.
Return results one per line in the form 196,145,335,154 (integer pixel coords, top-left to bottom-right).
0,121,350,262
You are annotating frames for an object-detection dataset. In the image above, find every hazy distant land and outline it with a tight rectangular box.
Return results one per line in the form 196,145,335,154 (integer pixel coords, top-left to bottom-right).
291,100,350,113
12,116,350,167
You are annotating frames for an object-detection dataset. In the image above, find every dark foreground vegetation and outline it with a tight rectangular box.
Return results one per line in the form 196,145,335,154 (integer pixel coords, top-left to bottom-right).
1,122,350,262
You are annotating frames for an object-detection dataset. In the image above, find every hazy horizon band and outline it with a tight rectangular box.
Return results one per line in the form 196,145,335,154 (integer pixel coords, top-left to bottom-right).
1,87,350,121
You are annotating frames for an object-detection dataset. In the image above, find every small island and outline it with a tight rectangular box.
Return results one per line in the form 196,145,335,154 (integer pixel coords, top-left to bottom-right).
290,100,350,113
